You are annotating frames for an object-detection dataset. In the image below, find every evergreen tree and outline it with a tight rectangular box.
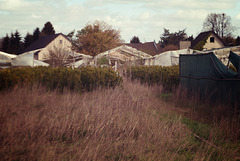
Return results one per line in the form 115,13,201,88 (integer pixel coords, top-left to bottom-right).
235,36,240,46
188,35,194,41
1,34,10,53
24,33,33,49
160,28,187,48
9,31,22,54
9,33,15,54
33,27,40,41
130,36,140,43
41,21,55,37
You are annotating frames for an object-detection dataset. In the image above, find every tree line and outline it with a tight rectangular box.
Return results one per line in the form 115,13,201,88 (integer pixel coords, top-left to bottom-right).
0,22,55,55
0,13,240,56
131,13,240,51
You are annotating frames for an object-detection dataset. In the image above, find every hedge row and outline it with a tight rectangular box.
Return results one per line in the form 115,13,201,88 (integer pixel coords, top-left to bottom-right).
0,66,122,92
126,65,179,91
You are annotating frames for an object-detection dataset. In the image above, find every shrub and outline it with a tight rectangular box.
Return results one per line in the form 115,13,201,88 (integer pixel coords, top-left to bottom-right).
126,65,179,91
193,36,208,51
0,66,122,92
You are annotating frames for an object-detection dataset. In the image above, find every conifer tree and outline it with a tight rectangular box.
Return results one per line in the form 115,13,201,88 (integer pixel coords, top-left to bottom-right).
41,21,55,37
130,36,140,43
24,33,33,49
9,31,22,54
1,34,10,53
33,27,40,41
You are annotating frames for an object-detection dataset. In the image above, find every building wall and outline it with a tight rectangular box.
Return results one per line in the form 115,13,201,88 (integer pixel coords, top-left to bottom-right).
203,33,224,50
179,41,191,49
38,35,72,60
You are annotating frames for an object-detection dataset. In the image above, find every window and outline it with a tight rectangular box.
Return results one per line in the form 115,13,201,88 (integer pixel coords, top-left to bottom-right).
59,40,63,44
210,37,214,43
34,51,39,60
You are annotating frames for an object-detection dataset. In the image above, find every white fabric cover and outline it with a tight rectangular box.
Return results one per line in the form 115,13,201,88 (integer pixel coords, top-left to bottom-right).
11,53,49,67
153,49,194,66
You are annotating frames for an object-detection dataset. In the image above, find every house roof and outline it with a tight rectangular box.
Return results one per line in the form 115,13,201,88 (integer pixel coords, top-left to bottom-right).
191,31,225,49
22,33,70,53
124,41,163,56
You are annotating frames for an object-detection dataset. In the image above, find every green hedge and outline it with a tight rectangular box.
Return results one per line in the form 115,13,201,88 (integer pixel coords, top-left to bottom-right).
126,65,179,91
0,66,122,92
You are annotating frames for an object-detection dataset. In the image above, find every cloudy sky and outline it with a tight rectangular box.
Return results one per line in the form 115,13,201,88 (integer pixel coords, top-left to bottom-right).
1,0,240,42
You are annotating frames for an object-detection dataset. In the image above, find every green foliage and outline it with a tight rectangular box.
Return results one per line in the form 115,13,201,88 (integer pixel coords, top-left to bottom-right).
126,65,179,91
1,31,23,54
80,66,122,91
0,66,122,92
1,34,10,53
130,36,140,43
160,28,187,48
41,21,55,37
193,36,208,51
182,118,210,140
97,57,109,65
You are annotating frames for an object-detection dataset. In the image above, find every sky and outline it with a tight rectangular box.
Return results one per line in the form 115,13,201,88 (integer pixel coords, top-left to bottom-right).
1,0,240,43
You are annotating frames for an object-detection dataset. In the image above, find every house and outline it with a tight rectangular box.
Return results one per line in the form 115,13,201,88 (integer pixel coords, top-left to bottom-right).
22,33,72,61
191,31,225,50
124,41,162,56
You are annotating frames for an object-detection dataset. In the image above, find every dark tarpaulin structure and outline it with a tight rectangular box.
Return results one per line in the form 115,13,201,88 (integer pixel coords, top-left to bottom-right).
179,51,240,105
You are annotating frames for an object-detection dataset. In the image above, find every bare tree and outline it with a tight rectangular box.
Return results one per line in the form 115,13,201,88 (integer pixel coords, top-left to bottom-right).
203,13,237,38
46,46,72,67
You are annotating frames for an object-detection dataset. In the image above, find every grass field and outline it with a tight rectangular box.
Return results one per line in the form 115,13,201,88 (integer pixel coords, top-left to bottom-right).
0,79,239,160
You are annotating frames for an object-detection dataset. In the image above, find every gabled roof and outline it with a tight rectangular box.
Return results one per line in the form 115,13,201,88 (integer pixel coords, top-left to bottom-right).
191,31,225,49
95,45,152,61
124,41,163,56
22,33,70,53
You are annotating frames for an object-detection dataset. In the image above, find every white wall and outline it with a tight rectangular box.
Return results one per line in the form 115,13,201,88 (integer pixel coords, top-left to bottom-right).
203,33,224,50
38,35,72,60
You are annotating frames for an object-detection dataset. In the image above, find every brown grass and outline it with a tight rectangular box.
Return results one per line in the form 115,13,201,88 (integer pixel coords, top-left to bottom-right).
171,85,240,141
0,80,239,160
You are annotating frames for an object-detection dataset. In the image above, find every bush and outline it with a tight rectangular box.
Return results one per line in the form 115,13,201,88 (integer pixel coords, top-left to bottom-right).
0,66,122,92
126,65,179,91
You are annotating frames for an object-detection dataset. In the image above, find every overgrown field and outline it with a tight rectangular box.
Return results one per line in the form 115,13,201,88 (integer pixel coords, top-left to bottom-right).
0,66,239,160
0,79,239,160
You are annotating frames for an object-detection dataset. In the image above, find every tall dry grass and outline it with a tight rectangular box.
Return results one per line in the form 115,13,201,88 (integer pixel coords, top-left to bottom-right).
172,85,240,141
0,79,239,160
